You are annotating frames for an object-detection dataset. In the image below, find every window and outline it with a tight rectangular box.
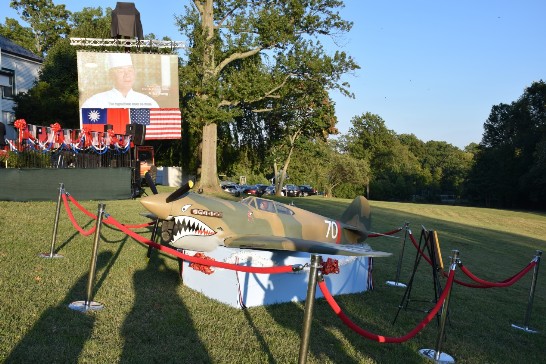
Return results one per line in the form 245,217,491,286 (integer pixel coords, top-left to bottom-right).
0,69,15,99
2,111,15,124
275,203,294,215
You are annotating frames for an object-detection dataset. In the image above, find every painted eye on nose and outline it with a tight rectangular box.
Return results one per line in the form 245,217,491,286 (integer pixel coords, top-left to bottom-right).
181,204,191,212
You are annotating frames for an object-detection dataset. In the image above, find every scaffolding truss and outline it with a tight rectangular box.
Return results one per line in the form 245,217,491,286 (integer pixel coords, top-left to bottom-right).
69,38,186,50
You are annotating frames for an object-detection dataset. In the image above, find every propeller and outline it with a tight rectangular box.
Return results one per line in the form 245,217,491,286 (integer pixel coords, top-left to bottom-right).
144,172,158,195
166,180,194,203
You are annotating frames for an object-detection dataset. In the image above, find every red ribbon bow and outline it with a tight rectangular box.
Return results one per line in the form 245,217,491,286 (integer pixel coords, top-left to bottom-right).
14,119,27,130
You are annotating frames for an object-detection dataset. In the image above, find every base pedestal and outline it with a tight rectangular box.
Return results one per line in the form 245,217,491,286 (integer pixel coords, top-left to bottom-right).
385,280,407,287
181,247,373,308
39,252,64,259
418,348,455,363
68,300,104,312
511,323,539,333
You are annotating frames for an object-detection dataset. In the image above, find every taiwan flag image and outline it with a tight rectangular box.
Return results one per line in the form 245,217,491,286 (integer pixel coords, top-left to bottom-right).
106,108,130,135
81,108,107,133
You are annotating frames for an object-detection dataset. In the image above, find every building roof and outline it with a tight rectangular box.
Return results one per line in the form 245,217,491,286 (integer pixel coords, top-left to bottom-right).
0,35,43,63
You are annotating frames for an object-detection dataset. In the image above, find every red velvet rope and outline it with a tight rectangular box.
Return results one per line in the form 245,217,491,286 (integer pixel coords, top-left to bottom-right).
105,215,297,274
66,194,152,228
319,269,456,343
407,230,537,289
61,193,97,236
408,231,433,266
368,227,402,238
457,261,536,288
66,194,97,219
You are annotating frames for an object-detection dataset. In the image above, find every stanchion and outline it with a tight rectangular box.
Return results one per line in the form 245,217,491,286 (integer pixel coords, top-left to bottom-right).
39,182,64,259
511,250,542,333
298,254,322,364
418,250,459,364
386,222,409,288
69,203,106,312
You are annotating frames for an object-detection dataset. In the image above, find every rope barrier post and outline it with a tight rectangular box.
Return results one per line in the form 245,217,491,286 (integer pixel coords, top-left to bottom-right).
298,254,322,364
511,250,542,334
418,249,459,364
69,203,106,312
386,222,409,288
39,182,65,259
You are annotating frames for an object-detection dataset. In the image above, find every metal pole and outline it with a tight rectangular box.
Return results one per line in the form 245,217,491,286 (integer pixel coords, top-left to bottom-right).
69,203,105,312
40,182,64,258
419,250,459,363
512,250,542,333
298,254,322,364
386,223,409,287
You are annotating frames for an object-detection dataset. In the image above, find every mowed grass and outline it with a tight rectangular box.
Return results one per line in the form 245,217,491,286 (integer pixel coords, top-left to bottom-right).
0,187,545,363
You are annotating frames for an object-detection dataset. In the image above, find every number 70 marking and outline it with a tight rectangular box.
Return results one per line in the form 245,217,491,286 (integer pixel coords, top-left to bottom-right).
324,220,339,239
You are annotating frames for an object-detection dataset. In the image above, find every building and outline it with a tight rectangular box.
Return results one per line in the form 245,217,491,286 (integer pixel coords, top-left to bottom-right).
0,35,42,141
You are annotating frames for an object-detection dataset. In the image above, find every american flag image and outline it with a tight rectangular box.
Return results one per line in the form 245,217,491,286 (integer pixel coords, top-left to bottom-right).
129,108,181,140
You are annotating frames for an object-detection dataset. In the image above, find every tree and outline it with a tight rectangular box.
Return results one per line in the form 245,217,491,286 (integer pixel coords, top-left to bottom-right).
9,0,71,56
176,0,358,192
344,112,422,200
13,39,79,127
12,7,113,128
265,79,338,195
0,18,35,52
69,6,111,39
319,139,369,198
466,80,546,208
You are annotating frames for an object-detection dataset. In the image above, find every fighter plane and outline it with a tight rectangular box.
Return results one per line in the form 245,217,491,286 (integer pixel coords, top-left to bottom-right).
140,181,391,257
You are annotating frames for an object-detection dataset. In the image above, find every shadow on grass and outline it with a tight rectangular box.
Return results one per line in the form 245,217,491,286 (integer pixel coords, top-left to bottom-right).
119,251,210,363
4,251,113,363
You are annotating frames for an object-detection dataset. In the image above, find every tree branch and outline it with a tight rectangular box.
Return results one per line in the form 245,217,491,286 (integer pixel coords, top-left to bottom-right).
214,46,263,76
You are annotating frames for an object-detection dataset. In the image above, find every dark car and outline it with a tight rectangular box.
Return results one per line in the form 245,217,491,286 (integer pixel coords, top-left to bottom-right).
221,182,242,197
241,185,260,196
263,185,276,195
299,185,317,196
255,184,269,196
282,184,301,197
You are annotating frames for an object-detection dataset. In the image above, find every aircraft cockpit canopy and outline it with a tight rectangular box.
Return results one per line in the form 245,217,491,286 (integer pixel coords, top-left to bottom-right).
241,197,295,215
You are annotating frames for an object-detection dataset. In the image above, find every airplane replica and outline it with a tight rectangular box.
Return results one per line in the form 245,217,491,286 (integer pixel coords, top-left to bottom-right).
141,181,391,258
140,181,391,307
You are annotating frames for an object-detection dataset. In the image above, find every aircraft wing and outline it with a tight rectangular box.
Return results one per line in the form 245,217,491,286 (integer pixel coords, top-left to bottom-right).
224,235,391,257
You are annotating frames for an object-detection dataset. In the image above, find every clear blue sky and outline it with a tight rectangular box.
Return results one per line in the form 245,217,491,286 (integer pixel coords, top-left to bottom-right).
3,1,546,149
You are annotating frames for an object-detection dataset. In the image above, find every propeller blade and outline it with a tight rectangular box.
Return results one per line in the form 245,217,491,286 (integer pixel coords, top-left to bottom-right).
144,172,158,195
166,180,194,203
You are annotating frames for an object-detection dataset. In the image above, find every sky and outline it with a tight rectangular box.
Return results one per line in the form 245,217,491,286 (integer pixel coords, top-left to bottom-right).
2,0,546,149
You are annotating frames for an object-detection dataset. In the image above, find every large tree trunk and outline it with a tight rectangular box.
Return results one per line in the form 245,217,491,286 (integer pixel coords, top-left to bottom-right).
197,0,219,193
199,122,219,192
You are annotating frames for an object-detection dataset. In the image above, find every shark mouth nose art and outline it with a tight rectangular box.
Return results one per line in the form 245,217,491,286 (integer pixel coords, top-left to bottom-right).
172,216,215,240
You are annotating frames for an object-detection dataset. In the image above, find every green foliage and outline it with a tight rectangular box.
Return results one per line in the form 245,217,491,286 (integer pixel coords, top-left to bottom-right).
466,80,546,209
13,38,79,128
0,150,50,168
343,112,474,202
9,0,71,56
0,18,35,52
176,0,359,188
69,6,112,39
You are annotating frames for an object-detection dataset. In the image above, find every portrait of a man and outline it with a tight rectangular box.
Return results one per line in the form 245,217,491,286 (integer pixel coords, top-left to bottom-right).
81,53,159,109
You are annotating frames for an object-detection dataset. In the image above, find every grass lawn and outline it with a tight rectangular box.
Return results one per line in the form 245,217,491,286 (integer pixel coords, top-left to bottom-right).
0,187,544,363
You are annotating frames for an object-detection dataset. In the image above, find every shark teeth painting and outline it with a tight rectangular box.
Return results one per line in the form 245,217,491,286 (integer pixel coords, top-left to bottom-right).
172,216,215,240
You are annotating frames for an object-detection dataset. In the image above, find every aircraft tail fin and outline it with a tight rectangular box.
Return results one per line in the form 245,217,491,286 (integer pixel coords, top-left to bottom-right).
340,196,372,237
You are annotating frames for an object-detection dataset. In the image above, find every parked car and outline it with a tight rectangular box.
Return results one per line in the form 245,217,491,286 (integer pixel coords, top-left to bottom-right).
263,185,276,195
255,184,269,196
241,185,261,196
299,185,317,196
282,184,301,197
221,182,242,197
